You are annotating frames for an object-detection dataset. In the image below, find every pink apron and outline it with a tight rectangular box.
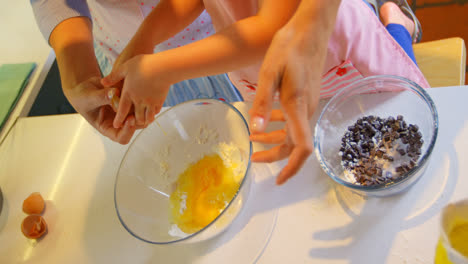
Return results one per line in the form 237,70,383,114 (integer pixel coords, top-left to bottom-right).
203,0,429,102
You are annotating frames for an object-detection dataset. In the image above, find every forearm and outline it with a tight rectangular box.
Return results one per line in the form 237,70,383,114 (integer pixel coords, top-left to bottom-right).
148,1,300,83
289,0,342,57
50,17,101,93
130,0,205,53
293,0,341,31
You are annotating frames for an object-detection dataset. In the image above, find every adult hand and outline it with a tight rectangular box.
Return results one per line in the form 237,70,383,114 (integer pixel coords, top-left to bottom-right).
66,76,137,144
248,0,344,184
101,54,171,129
249,23,323,185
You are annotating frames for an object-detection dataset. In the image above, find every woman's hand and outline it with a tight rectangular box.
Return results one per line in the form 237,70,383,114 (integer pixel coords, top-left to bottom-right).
101,54,172,129
249,0,341,185
249,24,321,185
66,76,137,144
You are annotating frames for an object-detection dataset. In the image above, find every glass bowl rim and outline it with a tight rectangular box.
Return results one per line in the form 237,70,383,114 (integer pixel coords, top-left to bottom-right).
114,98,253,244
313,75,439,192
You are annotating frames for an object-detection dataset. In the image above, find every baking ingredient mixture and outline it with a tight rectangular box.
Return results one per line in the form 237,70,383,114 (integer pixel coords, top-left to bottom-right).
339,115,423,186
169,154,240,234
448,221,468,258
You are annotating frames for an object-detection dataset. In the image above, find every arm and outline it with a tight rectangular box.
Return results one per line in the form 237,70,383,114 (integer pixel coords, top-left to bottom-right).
249,0,342,185
113,0,206,70
123,0,205,54
102,0,301,127
138,0,301,82
50,17,101,92
108,0,207,125
49,17,136,144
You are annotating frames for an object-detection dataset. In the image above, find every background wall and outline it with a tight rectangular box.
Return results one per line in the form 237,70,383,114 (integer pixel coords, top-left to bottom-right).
408,0,468,84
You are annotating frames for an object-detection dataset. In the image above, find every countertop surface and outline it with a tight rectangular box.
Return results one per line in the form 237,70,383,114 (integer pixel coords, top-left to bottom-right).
0,86,467,263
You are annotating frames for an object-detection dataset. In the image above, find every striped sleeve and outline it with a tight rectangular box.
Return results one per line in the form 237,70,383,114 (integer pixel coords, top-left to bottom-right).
29,0,91,44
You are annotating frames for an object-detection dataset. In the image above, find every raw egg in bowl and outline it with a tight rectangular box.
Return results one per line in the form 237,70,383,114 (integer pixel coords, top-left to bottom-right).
114,99,252,244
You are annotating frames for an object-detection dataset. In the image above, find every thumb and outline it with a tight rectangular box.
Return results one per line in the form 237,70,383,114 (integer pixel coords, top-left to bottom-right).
101,66,126,87
250,63,281,133
88,87,118,109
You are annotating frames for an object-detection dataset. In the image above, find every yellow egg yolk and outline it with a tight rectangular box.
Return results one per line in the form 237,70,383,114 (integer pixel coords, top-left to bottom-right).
449,221,468,258
169,154,240,234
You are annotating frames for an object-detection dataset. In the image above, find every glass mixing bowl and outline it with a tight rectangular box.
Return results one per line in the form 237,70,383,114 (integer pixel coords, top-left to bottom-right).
114,99,252,244
314,75,438,197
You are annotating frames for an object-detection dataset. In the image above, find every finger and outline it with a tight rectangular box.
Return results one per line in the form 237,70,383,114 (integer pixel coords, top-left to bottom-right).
101,65,127,87
277,92,314,185
83,87,113,110
251,143,293,163
154,102,164,116
97,106,107,130
114,94,132,128
276,144,313,185
106,88,122,112
270,109,286,122
96,106,119,142
250,54,282,133
249,129,287,144
248,108,285,121
116,116,137,145
145,106,156,125
111,93,120,112
134,103,146,126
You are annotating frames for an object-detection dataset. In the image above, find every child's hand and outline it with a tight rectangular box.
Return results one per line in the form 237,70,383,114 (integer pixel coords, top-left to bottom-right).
101,54,171,128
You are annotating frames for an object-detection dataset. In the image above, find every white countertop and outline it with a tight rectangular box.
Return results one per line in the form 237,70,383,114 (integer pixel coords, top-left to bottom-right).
0,2,55,143
0,85,467,263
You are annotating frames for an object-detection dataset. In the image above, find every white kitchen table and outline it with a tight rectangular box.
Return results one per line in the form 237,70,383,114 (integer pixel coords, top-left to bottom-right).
0,86,467,263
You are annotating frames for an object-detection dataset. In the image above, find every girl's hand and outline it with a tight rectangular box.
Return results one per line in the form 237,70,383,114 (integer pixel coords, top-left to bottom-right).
101,54,172,129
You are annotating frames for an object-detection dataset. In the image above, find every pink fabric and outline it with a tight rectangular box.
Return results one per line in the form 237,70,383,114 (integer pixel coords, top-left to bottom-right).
205,0,429,101
320,60,364,98
325,0,430,89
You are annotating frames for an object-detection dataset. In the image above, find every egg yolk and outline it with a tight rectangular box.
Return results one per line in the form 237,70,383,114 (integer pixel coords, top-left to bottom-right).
449,221,468,258
169,154,240,234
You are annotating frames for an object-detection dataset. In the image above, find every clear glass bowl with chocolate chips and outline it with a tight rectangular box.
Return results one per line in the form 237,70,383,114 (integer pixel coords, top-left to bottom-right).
314,75,438,197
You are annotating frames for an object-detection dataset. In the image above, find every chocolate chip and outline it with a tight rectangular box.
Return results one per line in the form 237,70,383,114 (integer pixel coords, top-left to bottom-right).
376,168,383,176
340,115,424,187
397,148,406,156
376,149,385,158
416,131,423,139
401,137,409,144
383,154,394,162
